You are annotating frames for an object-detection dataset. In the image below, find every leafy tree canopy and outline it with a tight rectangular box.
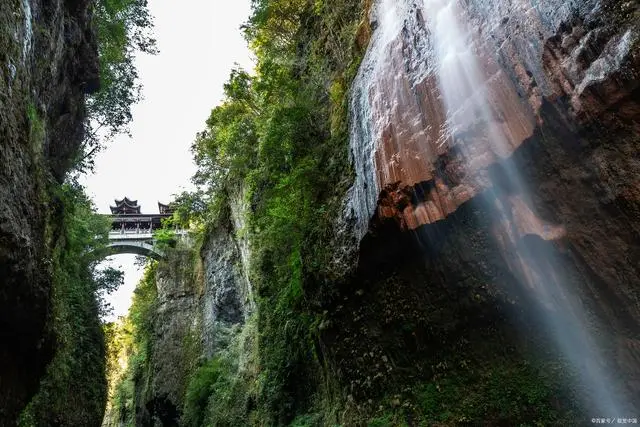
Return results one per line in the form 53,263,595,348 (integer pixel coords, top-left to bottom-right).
79,0,157,172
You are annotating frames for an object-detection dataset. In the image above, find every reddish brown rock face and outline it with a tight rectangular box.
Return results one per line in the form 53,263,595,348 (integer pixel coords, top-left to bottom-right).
354,0,638,234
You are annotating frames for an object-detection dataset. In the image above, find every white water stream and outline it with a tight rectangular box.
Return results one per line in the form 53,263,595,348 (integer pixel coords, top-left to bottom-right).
423,0,628,415
21,0,33,63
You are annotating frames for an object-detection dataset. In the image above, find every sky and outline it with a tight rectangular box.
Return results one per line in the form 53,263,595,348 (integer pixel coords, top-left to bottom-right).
83,1,254,321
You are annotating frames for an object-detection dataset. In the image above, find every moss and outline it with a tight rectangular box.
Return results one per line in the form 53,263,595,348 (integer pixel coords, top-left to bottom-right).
26,102,45,154
180,315,261,427
18,184,111,426
368,414,398,427
183,357,226,427
175,0,373,424
327,347,579,427
289,413,324,426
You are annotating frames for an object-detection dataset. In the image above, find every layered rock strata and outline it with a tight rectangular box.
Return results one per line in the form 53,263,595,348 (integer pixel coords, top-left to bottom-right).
344,0,639,410
348,0,638,235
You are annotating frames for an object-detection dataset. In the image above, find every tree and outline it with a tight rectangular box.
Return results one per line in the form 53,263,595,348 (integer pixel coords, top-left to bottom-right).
94,267,125,318
78,0,157,172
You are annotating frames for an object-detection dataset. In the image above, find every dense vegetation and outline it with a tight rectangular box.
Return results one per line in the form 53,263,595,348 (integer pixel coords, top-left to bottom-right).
18,184,122,426
103,1,371,425
16,0,154,423
177,0,372,424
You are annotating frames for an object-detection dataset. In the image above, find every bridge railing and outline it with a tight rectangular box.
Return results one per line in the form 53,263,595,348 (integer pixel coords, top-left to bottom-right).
108,230,154,240
108,229,188,240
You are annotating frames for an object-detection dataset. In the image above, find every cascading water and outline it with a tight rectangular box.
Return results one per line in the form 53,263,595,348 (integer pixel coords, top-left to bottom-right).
347,0,408,243
349,0,633,417
427,0,630,416
21,0,33,63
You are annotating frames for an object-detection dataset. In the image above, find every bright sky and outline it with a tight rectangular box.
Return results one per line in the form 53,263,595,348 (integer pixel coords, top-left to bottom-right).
83,1,254,321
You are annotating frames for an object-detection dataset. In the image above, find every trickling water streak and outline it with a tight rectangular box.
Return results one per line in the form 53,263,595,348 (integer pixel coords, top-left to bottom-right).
22,0,33,63
347,0,412,242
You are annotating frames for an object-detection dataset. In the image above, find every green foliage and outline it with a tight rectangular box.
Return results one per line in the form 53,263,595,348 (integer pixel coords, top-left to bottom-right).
112,375,137,427
95,266,125,317
26,102,45,151
289,413,324,426
104,263,158,425
19,182,120,426
128,263,158,374
80,0,157,171
181,316,260,427
183,358,225,427
153,227,177,250
103,319,135,426
368,414,395,427
171,190,211,229
356,354,579,427
180,0,370,424
413,365,555,424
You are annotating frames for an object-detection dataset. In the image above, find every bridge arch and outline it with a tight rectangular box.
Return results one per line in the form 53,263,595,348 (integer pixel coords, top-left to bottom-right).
104,240,164,259
90,232,166,261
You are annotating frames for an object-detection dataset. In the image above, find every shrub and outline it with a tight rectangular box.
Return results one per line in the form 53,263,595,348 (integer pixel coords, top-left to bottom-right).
183,358,225,427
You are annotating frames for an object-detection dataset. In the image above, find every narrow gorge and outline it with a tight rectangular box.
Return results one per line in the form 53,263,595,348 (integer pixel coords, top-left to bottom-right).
0,0,639,426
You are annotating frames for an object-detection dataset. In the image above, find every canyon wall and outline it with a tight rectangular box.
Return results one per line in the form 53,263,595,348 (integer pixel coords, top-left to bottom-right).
342,0,639,413
109,0,639,424
0,0,98,422
347,0,638,236
124,207,255,426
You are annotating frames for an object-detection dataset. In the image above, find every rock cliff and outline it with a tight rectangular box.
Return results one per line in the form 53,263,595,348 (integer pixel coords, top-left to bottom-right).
128,213,254,425
0,0,98,422
347,0,638,235
343,0,639,413
108,0,639,423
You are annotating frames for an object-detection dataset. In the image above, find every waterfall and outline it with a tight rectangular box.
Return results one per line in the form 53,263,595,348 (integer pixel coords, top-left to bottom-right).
347,0,408,242
349,0,631,416
22,0,33,63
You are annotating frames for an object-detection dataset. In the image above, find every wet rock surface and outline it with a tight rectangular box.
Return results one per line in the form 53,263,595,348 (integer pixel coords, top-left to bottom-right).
348,0,638,234
341,0,640,413
0,0,97,422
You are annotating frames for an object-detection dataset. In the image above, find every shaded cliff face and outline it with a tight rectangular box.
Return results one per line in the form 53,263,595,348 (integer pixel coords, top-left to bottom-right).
128,226,253,426
323,203,586,421
344,0,639,415
0,0,97,421
135,250,201,426
201,222,253,358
